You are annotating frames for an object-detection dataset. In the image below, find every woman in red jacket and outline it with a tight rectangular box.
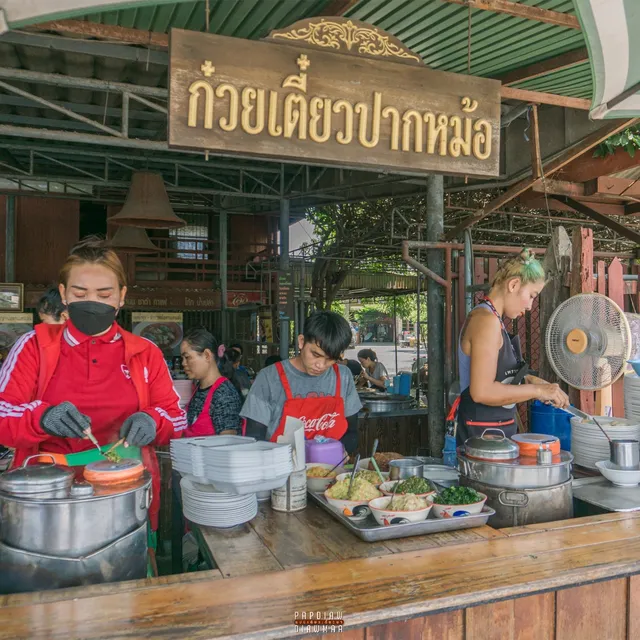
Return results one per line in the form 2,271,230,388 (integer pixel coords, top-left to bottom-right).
0,238,186,531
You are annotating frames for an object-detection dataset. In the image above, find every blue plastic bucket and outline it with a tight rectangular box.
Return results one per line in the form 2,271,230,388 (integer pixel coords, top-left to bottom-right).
529,400,571,451
398,373,411,396
392,376,401,394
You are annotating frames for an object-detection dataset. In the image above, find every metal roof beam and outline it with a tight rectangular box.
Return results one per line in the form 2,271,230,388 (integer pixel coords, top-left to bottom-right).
494,48,589,86
440,0,580,30
0,95,165,124
28,20,170,49
0,31,168,66
0,67,166,99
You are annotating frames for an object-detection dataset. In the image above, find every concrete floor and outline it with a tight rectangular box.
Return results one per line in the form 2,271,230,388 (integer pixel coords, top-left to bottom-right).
343,342,425,377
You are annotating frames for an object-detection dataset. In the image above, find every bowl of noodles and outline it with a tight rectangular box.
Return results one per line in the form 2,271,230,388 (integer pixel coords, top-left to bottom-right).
336,469,389,487
369,494,433,526
138,323,183,349
324,477,382,520
306,463,345,492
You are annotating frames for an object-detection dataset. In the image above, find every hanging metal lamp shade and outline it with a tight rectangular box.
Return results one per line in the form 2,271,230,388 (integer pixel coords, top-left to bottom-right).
109,172,186,229
110,226,159,254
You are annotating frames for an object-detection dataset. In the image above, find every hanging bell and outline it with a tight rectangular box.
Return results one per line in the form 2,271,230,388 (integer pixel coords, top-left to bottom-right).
110,226,159,254
109,172,186,229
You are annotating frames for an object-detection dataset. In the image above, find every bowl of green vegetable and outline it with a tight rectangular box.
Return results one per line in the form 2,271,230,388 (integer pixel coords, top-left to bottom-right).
430,486,486,519
379,477,435,498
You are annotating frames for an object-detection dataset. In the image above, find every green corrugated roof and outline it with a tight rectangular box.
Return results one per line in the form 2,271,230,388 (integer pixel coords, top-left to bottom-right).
513,61,592,98
345,0,589,93
81,0,334,38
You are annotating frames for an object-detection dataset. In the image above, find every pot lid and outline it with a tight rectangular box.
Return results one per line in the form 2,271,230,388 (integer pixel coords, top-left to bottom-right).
464,429,520,460
0,455,74,494
83,458,144,485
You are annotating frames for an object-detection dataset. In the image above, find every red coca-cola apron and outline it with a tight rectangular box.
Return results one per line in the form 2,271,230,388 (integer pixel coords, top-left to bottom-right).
270,361,348,442
183,377,246,437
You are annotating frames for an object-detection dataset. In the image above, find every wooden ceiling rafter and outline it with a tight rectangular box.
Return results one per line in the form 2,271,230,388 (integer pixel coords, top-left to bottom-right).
28,19,170,48
445,118,640,239
552,196,640,245
441,0,580,29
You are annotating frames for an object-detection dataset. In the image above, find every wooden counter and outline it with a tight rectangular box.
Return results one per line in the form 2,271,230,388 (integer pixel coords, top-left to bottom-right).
1,506,640,639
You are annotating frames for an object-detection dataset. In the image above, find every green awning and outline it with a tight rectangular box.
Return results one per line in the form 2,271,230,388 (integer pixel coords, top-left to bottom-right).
0,0,180,32
575,0,640,118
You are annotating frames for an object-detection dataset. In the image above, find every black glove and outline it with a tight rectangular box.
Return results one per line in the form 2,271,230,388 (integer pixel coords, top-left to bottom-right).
119,412,157,446
41,402,90,438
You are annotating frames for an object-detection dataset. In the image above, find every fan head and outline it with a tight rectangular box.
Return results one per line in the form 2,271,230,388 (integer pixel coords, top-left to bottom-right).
545,293,631,390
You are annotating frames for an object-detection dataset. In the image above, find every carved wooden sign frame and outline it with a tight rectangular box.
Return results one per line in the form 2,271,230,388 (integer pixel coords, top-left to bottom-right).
169,18,501,177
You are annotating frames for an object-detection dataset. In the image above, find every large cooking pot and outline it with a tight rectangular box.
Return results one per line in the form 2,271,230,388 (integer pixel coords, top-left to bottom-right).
460,476,573,528
0,522,147,594
361,394,415,413
0,457,151,558
457,450,573,489
463,429,520,461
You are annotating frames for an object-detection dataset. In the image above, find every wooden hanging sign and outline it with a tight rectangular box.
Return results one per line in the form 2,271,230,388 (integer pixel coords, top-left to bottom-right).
168,20,501,177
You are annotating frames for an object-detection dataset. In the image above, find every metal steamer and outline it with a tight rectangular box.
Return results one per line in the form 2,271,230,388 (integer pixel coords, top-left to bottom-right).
457,430,574,528
359,393,414,413
0,455,151,594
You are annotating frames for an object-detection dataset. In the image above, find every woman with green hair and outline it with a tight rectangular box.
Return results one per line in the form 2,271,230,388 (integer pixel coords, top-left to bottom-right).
457,248,569,443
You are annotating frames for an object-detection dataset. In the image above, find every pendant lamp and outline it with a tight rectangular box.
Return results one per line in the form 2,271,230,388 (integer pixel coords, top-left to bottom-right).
109,172,186,229
110,226,159,254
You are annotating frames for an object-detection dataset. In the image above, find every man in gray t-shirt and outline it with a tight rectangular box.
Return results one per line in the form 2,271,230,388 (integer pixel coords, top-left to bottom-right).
240,311,363,453
240,360,362,440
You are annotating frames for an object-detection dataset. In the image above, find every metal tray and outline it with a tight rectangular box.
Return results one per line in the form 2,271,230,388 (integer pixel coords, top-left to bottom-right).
308,491,495,542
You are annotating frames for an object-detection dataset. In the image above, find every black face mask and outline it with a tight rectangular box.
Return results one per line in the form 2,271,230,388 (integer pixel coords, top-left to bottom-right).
67,301,117,336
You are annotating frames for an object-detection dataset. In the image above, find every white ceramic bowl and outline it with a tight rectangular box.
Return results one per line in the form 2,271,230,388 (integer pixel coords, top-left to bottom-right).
379,479,435,498
305,463,345,493
323,491,376,521
368,496,432,526
430,492,487,519
337,470,389,486
596,460,640,487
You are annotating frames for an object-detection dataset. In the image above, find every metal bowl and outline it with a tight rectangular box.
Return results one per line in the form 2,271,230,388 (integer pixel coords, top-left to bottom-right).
389,458,425,481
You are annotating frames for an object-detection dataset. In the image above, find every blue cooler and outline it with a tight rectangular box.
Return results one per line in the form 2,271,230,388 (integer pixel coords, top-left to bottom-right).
529,400,571,451
398,373,412,396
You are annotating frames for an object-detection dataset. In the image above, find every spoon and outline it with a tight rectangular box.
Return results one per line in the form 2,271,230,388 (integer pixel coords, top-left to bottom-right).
347,454,360,500
389,477,401,510
370,438,385,485
323,453,349,478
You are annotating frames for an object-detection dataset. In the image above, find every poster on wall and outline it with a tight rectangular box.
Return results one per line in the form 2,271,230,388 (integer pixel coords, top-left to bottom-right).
131,312,184,357
0,313,33,365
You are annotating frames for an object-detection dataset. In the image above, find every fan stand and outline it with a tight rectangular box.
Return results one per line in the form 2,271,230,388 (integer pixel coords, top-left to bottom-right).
595,362,613,416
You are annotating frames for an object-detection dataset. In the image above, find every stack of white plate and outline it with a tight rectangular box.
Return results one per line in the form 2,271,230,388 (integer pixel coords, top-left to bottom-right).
180,477,258,527
571,415,640,470
170,435,255,477
201,441,293,494
624,373,640,421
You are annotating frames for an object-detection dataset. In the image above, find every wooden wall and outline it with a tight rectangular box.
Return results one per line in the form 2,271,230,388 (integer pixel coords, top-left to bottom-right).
0,195,79,286
326,575,638,639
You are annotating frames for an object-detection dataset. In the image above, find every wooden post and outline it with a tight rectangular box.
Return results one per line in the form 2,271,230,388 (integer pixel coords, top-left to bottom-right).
607,258,625,417
539,227,572,384
570,227,595,414
529,105,542,180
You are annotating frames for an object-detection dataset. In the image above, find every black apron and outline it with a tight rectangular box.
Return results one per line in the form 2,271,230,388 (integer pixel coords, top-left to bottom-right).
456,323,524,446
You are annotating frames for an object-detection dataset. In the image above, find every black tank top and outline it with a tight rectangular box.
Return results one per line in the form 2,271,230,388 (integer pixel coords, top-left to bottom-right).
457,307,522,445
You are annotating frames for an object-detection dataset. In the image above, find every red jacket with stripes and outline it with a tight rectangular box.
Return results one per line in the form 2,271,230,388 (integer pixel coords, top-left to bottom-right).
0,322,186,529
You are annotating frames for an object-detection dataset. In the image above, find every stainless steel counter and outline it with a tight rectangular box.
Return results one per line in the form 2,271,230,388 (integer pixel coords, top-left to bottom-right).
573,477,640,512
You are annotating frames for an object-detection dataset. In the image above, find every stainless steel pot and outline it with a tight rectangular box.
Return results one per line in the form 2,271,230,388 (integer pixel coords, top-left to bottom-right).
460,476,573,528
0,454,74,499
361,395,414,413
457,451,573,489
0,522,147,594
463,429,519,461
389,458,424,480
0,472,152,558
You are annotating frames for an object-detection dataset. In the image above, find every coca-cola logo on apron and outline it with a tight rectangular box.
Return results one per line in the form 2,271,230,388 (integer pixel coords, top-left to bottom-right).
300,412,340,433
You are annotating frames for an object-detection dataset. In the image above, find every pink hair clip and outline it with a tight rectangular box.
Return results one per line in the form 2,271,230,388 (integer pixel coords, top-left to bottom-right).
217,344,226,358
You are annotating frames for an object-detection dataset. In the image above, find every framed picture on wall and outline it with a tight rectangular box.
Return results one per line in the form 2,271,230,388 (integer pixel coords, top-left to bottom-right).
0,284,24,313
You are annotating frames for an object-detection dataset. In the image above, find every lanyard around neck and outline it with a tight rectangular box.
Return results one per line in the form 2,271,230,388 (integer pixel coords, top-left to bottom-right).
483,296,519,362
